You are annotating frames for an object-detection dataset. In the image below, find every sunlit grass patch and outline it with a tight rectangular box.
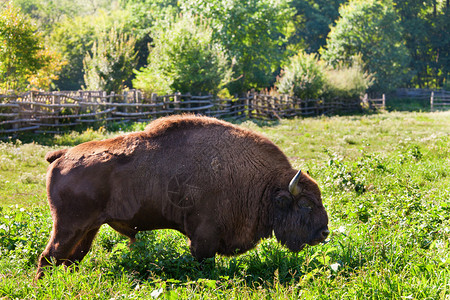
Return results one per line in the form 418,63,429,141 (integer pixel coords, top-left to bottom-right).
0,111,449,299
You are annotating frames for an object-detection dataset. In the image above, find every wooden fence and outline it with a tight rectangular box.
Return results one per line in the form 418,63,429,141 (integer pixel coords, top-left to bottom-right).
0,90,364,134
431,90,450,111
395,88,435,100
395,88,450,111
362,93,385,110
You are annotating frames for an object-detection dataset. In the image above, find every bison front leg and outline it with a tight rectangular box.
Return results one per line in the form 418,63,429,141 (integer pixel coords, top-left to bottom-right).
65,227,100,264
187,222,219,263
36,222,97,280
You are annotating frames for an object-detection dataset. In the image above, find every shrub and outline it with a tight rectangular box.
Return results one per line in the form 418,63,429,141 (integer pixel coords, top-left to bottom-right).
133,14,232,95
275,52,325,99
322,56,374,101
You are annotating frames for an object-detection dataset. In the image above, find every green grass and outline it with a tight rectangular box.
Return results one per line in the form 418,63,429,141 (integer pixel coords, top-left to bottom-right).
1,111,449,299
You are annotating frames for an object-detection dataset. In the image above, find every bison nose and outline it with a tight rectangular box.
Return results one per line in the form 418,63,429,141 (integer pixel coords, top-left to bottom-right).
321,228,330,239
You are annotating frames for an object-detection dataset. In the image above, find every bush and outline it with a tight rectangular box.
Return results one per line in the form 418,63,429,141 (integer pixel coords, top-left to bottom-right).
275,52,325,99
276,52,372,102
133,14,232,95
322,57,373,101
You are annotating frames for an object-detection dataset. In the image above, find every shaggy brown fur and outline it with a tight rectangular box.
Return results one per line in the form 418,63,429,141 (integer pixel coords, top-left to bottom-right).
36,115,329,279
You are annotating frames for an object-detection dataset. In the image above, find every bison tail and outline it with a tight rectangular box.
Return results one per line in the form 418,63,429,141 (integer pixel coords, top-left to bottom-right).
45,149,68,163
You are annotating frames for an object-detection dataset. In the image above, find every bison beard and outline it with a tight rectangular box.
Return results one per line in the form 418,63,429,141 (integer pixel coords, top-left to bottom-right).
36,115,329,279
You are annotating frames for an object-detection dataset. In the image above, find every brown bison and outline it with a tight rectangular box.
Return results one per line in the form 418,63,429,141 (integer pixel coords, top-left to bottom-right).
36,115,329,279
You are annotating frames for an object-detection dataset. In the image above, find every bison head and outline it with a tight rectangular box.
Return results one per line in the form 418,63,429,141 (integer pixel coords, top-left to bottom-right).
273,170,329,252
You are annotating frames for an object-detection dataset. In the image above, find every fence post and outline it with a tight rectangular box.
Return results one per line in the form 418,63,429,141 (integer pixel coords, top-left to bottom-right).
151,93,157,116
363,93,368,108
12,93,20,131
382,94,386,109
430,91,434,112
207,94,213,116
174,92,181,113
247,90,254,119
30,90,34,112
53,93,59,126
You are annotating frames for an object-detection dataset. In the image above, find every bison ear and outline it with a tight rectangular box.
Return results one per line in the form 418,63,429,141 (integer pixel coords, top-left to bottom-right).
274,192,293,210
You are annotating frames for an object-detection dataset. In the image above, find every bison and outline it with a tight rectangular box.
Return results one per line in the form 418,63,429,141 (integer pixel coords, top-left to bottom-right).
36,115,329,279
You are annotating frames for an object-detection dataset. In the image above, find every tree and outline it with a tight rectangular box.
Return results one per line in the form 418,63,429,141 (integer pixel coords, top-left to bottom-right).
50,1,178,91
393,0,450,88
12,0,81,33
118,0,179,76
289,0,347,53
133,14,232,95
50,15,97,90
321,0,411,91
83,28,137,93
180,0,295,94
27,47,66,90
0,1,63,92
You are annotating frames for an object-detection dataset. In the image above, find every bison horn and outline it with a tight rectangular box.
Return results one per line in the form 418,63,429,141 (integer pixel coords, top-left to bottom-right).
289,170,302,196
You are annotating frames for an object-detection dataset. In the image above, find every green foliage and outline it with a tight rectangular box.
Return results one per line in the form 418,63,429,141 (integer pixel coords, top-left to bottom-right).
276,51,325,99
321,0,411,92
0,206,51,266
289,0,346,53
11,0,178,91
180,0,295,93
0,1,62,92
83,28,137,93
50,9,145,91
323,56,374,101
393,0,450,88
12,0,83,33
49,15,97,90
117,0,179,74
276,52,372,102
7,0,450,92
133,14,232,95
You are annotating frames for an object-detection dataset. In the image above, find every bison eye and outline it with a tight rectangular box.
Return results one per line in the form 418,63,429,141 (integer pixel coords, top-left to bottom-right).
299,198,313,210
275,194,293,210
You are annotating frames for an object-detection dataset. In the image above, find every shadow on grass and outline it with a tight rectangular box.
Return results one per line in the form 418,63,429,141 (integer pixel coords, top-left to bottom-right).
109,244,302,288
103,231,358,289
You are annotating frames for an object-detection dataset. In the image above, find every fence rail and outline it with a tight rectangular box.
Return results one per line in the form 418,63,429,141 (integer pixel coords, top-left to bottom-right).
431,91,450,112
362,93,385,110
1,90,366,134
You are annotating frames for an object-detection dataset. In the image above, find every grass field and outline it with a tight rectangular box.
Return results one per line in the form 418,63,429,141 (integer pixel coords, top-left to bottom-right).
1,111,449,299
